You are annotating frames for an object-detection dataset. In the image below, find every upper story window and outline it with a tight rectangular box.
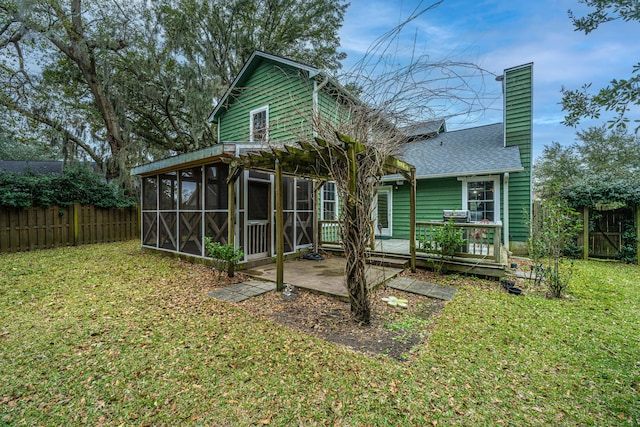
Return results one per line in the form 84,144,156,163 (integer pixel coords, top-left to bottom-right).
250,106,269,142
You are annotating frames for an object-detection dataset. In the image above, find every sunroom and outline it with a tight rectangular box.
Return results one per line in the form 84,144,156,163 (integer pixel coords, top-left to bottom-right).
132,143,316,263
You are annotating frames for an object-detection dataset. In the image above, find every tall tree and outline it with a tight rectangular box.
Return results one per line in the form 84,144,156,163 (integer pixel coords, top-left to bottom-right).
0,0,139,180
534,125,640,197
157,0,347,88
0,0,348,184
561,0,640,131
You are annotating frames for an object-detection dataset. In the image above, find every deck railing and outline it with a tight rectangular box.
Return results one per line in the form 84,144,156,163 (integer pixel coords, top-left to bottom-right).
247,220,269,257
416,221,502,263
318,220,341,245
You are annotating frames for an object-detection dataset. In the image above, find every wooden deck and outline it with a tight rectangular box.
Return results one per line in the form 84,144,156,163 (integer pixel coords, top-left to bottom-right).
322,238,508,278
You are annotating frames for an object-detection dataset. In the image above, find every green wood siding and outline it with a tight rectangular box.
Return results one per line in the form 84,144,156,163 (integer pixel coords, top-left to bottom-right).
505,64,533,244
391,178,462,239
317,85,351,131
219,61,315,142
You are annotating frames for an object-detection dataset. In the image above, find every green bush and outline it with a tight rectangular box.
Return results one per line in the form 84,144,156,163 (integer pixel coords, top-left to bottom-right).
204,237,244,278
433,218,466,258
0,164,136,208
528,198,582,298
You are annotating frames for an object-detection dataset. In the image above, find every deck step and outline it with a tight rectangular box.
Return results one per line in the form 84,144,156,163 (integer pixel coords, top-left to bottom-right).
366,256,408,269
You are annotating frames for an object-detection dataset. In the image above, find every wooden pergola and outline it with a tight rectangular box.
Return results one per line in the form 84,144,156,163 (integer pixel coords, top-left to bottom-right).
225,133,417,290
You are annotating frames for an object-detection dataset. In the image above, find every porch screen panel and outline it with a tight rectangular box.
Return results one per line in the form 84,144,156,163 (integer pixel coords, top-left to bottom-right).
296,180,313,248
205,164,229,246
282,178,295,253
160,172,178,210
205,164,228,210
159,173,177,250
141,176,158,247
180,168,202,210
142,211,158,246
159,212,177,250
142,177,157,210
205,212,228,245
179,212,202,255
296,212,312,246
283,211,294,253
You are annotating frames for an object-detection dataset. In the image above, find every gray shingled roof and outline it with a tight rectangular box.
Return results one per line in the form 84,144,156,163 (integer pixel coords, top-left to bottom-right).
394,123,523,179
402,119,446,139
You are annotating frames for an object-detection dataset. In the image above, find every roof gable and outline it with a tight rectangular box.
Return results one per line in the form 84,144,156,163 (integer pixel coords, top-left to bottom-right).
210,51,322,122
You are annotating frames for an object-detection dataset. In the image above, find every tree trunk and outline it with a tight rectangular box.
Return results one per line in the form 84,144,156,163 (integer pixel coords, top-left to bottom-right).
344,195,371,324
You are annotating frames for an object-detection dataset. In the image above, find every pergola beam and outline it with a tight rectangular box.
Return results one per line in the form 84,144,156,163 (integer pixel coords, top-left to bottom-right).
231,137,417,286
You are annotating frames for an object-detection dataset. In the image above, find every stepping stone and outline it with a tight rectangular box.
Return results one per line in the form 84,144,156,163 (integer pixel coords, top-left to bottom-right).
387,278,456,301
207,280,275,302
387,277,416,290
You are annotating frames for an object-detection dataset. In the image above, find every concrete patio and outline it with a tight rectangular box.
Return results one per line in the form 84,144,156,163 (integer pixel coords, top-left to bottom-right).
242,255,403,301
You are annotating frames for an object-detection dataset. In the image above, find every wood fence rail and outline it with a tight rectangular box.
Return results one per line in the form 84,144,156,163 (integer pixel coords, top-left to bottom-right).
0,203,139,253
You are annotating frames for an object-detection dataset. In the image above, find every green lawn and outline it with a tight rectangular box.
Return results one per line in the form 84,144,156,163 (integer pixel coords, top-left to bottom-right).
1,241,638,426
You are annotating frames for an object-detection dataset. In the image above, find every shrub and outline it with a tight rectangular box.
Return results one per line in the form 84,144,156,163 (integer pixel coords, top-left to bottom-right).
0,164,136,208
528,198,582,298
204,237,244,278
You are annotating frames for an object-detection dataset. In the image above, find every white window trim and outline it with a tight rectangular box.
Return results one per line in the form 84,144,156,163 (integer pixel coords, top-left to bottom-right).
374,186,393,236
460,175,501,224
249,105,269,143
320,181,337,221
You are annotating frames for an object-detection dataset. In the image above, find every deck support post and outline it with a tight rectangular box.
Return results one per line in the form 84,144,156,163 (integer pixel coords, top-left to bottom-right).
275,159,284,291
409,167,416,273
227,170,236,250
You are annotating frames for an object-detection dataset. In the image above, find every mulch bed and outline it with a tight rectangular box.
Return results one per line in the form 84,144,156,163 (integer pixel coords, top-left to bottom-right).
197,261,532,361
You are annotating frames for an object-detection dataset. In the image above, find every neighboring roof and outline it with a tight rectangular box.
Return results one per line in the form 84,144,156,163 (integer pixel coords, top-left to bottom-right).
389,123,523,180
0,160,65,175
402,119,447,140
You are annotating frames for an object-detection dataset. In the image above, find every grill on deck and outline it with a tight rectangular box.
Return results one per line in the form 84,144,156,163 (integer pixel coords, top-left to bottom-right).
443,209,470,223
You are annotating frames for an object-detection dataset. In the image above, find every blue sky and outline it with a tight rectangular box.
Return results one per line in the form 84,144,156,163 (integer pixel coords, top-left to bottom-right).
338,0,640,159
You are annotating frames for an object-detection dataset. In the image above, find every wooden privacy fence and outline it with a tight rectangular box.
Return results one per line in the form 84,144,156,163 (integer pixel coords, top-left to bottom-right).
0,203,139,253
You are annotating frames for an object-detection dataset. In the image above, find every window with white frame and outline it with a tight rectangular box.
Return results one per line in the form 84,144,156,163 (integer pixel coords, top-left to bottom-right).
321,181,337,220
250,106,268,142
461,176,500,223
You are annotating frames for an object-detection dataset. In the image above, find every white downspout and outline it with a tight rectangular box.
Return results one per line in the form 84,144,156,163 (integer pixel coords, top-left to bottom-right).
503,172,510,250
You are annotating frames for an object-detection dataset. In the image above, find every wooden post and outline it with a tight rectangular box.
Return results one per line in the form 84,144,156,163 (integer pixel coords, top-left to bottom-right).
494,225,502,264
583,206,589,260
636,203,640,265
313,181,323,253
73,202,80,246
275,159,284,291
227,172,235,249
409,167,416,273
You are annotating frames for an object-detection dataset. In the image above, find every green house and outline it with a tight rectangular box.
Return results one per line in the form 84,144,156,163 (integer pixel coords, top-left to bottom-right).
382,63,533,254
132,51,533,262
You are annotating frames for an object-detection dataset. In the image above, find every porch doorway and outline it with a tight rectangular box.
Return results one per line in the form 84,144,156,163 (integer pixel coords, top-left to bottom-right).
374,187,392,237
247,180,270,259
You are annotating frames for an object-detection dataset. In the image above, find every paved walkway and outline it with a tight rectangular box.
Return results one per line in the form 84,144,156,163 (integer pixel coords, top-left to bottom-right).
243,257,402,300
207,280,275,302
386,277,457,301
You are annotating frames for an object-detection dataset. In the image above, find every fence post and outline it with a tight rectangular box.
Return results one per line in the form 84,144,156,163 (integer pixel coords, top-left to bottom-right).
583,206,589,260
73,202,80,246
